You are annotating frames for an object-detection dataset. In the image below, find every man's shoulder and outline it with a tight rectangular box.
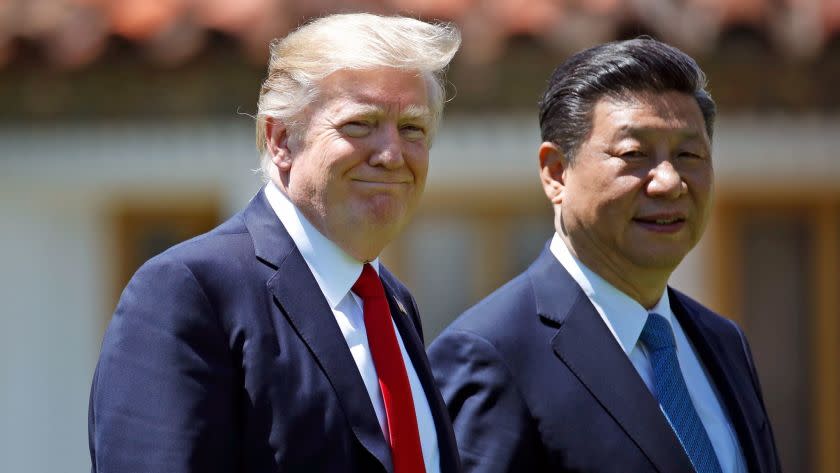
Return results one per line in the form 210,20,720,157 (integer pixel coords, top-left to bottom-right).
128,210,259,296
429,267,553,392
443,269,538,341
154,211,252,267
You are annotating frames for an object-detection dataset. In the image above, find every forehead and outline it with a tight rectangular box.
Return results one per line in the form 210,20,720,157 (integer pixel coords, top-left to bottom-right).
590,91,709,143
314,67,430,115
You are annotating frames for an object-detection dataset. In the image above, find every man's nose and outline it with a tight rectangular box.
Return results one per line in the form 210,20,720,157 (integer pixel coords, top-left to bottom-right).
646,159,685,199
369,126,405,169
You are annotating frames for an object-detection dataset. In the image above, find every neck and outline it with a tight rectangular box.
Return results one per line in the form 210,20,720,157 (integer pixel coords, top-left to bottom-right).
269,177,388,264
333,235,386,264
559,232,671,310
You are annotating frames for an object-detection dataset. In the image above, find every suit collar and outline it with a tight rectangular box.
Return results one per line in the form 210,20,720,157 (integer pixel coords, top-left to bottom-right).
243,192,394,472
548,233,673,356
243,190,294,269
244,192,458,473
670,291,770,473
529,245,586,326
381,271,460,473
529,245,695,473
263,182,380,309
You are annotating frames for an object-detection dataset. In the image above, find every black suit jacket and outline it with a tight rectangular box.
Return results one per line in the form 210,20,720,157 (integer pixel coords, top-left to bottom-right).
89,191,459,472
428,245,779,473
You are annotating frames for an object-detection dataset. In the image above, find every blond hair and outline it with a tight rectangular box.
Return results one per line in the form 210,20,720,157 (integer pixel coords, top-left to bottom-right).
255,13,461,180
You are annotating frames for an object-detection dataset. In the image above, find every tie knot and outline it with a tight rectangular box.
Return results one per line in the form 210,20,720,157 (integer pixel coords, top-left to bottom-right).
352,263,385,300
640,313,676,351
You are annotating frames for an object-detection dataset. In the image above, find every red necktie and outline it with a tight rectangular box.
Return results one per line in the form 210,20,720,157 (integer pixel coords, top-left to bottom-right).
353,263,426,473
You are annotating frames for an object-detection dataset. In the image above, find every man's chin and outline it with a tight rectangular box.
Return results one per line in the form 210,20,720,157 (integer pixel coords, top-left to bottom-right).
335,213,410,262
630,250,688,272
355,197,414,225
360,213,409,234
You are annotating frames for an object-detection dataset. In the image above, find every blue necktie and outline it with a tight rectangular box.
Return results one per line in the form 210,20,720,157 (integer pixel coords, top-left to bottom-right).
640,313,723,473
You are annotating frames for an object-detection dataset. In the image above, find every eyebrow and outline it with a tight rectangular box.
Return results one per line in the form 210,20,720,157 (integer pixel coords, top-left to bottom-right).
617,125,706,141
400,104,432,122
343,103,432,122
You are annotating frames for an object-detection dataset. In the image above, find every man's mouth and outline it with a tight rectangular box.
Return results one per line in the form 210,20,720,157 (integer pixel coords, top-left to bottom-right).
633,215,686,232
652,217,682,224
351,178,410,185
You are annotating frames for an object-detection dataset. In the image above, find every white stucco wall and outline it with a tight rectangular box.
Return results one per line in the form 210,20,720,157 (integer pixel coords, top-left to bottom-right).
0,191,105,472
0,120,263,473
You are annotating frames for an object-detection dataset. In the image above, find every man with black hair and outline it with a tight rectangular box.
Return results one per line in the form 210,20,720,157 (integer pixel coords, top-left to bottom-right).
429,38,780,473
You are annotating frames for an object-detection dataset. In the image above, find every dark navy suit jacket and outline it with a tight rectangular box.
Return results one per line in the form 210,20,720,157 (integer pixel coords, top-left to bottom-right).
89,191,459,473
428,245,779,473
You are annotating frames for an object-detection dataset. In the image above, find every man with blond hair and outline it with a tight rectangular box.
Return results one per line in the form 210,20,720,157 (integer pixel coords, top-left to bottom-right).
89,13,461,473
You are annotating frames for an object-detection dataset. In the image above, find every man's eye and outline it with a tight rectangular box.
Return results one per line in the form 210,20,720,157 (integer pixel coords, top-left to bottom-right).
677,151,703,160
341,122,372,138
619,150,645,158
400,125,426,142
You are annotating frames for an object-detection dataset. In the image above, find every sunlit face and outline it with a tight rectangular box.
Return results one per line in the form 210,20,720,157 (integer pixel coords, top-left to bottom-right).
274,67,432,260
554,91,713,279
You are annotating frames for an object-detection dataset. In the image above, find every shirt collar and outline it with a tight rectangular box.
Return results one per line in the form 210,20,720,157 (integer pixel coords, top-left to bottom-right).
264,182,380,309
549,232,673,355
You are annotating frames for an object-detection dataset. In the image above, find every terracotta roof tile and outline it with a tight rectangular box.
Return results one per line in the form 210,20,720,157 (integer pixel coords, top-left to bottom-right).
0,0,835,69
381,0,466,19
825,0,840,34
491,0,563,35
108,0,184,39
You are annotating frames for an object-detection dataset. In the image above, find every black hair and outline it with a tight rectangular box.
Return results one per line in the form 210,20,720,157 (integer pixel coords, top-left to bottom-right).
538,37,716,163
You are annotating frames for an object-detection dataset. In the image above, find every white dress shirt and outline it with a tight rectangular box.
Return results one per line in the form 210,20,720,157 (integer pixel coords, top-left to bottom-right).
264,183,440,473
550,233,747,473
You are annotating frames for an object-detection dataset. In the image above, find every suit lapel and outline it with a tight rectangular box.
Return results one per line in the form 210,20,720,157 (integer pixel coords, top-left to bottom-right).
381,273,460,473
243,192,393,473
671,291,769,473
529,247,694,473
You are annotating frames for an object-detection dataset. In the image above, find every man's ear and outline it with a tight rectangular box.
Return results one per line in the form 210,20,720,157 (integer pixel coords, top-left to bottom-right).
265,116,293,173
539,141,567,205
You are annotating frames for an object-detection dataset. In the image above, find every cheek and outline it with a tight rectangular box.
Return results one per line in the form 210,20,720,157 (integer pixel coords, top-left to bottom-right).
295,159,326,189
691,170,714,196
584,175,638,208
407,150,430,181
684,168,714,204
314,147,354,183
